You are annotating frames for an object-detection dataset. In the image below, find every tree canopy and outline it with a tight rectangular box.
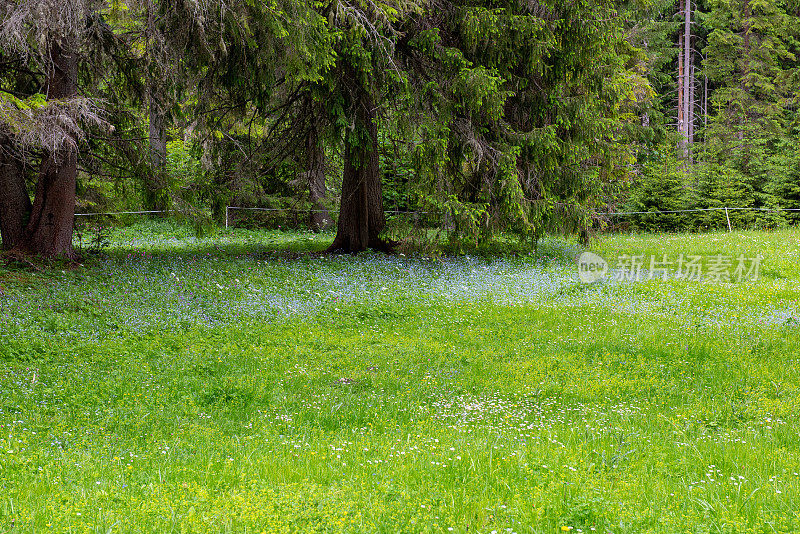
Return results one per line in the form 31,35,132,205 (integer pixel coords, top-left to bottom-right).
1,0,799,256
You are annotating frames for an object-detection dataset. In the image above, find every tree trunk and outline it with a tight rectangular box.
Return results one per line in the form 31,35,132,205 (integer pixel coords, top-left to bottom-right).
0,133,31,250
145,0,168,213
678,0,692,160
683,0,692,149
327,88,389,253
704,70,708,129
306,126,333,231
22,41,78,259
689,62,695,149
677,32,685,154
146,91,168,213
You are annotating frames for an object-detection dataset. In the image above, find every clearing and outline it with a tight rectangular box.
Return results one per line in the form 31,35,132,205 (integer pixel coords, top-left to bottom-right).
1,223,799,533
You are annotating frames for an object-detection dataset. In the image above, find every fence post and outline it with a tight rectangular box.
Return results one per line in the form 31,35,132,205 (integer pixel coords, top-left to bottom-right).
725,207,732,232
225,206,229,229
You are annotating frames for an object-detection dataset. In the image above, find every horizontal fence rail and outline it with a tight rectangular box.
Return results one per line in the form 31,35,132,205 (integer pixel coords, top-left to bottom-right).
74,210,169,217
61,205,800,234
226,205,800,231
605,207,800,216
601,206,800,232
224,206,429,228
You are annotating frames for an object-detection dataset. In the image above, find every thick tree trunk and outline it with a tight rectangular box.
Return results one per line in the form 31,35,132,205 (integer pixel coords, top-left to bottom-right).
327,89,389,253
24,150,78,258
0,133,31,250
306,126,333,231
22,41,78,259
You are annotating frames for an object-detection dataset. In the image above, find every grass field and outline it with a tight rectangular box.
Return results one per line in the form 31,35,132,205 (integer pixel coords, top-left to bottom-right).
1,222,799,533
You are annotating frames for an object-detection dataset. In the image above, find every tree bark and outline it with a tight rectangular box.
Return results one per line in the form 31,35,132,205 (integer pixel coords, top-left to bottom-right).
145,0,168,213
0,133,31,250
677,32,685,153
327,88,389,253
683,0,692,149
146,90,168,212
306,126,333,231
689,62,695,148
22,41,79,259
678,0,692,160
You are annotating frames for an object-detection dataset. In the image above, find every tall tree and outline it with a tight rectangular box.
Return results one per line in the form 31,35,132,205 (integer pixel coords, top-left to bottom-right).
144,0,169,212
678,0,694,160
404,0,641,243
701,0,800,206
0,0,108,258
153,0,335,222
322,1,421,252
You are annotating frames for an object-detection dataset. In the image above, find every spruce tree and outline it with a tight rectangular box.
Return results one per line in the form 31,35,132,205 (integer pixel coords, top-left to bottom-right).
701,0,800,217
0,0,111,258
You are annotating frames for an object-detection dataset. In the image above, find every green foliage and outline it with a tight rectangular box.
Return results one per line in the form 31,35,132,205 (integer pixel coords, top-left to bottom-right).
615,0,800,231
74,218,115,255
405,1,641,244
624,148,697,231
763,135,800,224
695,163,757,228
165,138,202,190
624,143,797,232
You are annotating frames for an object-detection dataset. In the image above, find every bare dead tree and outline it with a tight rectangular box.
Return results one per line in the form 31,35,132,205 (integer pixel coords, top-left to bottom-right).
677,0,693,162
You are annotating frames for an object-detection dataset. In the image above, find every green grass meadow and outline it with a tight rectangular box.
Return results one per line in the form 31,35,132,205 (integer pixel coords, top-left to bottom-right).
1,223,799,533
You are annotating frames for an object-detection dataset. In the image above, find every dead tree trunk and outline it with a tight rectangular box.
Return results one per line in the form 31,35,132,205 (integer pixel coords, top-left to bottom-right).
703,66,708,129
683,0,693,148
689,62,696,149
0,133,31,250
678,0,692,161
327,87,389,253
306,126,333,231
677,33,685,153
22,41,79,259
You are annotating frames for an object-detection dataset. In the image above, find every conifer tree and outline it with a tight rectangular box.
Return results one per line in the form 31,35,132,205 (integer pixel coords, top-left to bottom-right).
405,0,642,243
702,0,800,208
0,0,111,258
